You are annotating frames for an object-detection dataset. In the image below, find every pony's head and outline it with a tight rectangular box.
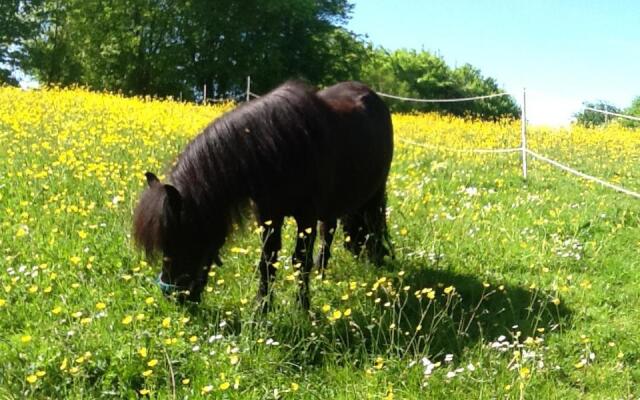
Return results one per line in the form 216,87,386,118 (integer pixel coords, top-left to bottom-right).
133,172,223,303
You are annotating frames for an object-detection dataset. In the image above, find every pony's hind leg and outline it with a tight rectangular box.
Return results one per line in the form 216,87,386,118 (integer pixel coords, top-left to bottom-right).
362,186,393,265
315,219,337,279
341,212,366,256
344,186,392,266
293,217,317,311
257,217,283,313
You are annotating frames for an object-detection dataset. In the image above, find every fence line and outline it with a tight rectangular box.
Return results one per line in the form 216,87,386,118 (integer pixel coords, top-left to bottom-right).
525,149,640,199
247,91,507,103
203,98,231,104
401,137,640,200
376,92,510,103
244,83,509,104
584,107,640,122
398,138,521,154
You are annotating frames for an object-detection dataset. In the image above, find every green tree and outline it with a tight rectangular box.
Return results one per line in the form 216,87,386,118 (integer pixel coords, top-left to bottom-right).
19,0,82,85
451,64,519,119
21,0,194,95
184,0,356,97
627,97,640,115
18,0,356,99
359,47,412,101
1,0,43,85
360,48,519,119
314,28,368,85
574,101,621,127
14,0,518,120
621,96,640,128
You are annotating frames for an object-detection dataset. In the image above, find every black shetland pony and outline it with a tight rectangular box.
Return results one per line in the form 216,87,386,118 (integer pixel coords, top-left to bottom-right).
133,80,393,310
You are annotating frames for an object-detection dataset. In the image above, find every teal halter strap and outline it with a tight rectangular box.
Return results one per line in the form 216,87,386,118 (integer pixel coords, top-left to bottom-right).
156,273,179,294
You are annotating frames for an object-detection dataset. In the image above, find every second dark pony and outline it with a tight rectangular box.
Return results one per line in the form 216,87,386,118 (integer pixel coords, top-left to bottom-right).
133,80,393,310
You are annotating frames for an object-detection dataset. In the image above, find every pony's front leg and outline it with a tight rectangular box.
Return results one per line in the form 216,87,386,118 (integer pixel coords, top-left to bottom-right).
315,219,337,279
293,219,317,311
257,217,283,313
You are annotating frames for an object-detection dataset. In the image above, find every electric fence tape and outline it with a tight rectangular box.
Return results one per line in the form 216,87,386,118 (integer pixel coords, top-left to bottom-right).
525,149,640,199
583,107,640,122
376,92,511,103
398,138,521,154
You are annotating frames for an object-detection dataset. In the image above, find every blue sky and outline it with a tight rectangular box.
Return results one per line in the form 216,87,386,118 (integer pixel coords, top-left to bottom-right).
346,0,640,125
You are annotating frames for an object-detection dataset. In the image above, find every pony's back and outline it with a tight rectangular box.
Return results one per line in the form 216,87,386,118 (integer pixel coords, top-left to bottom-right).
314,81,394,218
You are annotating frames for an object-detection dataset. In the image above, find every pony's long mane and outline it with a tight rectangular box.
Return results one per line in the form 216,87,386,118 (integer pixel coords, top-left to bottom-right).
133,80,330,255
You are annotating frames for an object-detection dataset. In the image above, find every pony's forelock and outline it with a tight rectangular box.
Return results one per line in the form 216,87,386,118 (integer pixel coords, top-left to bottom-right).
133,185,167,259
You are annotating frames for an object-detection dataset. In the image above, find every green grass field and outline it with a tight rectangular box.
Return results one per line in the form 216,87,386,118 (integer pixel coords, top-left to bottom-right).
2,87,640,399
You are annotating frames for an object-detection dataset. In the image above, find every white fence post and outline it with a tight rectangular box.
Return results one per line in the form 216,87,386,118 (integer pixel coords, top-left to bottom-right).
521,88,528,180
203,84,207,104
246,76,251,102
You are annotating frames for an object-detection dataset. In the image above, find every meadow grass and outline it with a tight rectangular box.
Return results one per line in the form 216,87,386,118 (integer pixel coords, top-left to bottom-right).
1,87,640,399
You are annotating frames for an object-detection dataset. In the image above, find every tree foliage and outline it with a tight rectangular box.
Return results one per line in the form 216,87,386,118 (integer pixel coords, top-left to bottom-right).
12,0,519,119
0,0,43,85
359,48,520,119
574,101,621,127
574,98,640,129
621,96,640,128
18,0,357,99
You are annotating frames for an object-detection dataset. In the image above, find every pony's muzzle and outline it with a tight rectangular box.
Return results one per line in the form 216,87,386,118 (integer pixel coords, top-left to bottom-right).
156,273,179,296
156,273,204,303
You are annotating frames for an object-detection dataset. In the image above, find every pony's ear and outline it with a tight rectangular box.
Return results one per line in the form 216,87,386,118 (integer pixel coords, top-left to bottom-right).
145,172,160,187
164,184,182,214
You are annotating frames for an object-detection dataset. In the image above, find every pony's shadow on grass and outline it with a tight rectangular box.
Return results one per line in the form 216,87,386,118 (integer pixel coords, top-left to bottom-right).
266,260,572,367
